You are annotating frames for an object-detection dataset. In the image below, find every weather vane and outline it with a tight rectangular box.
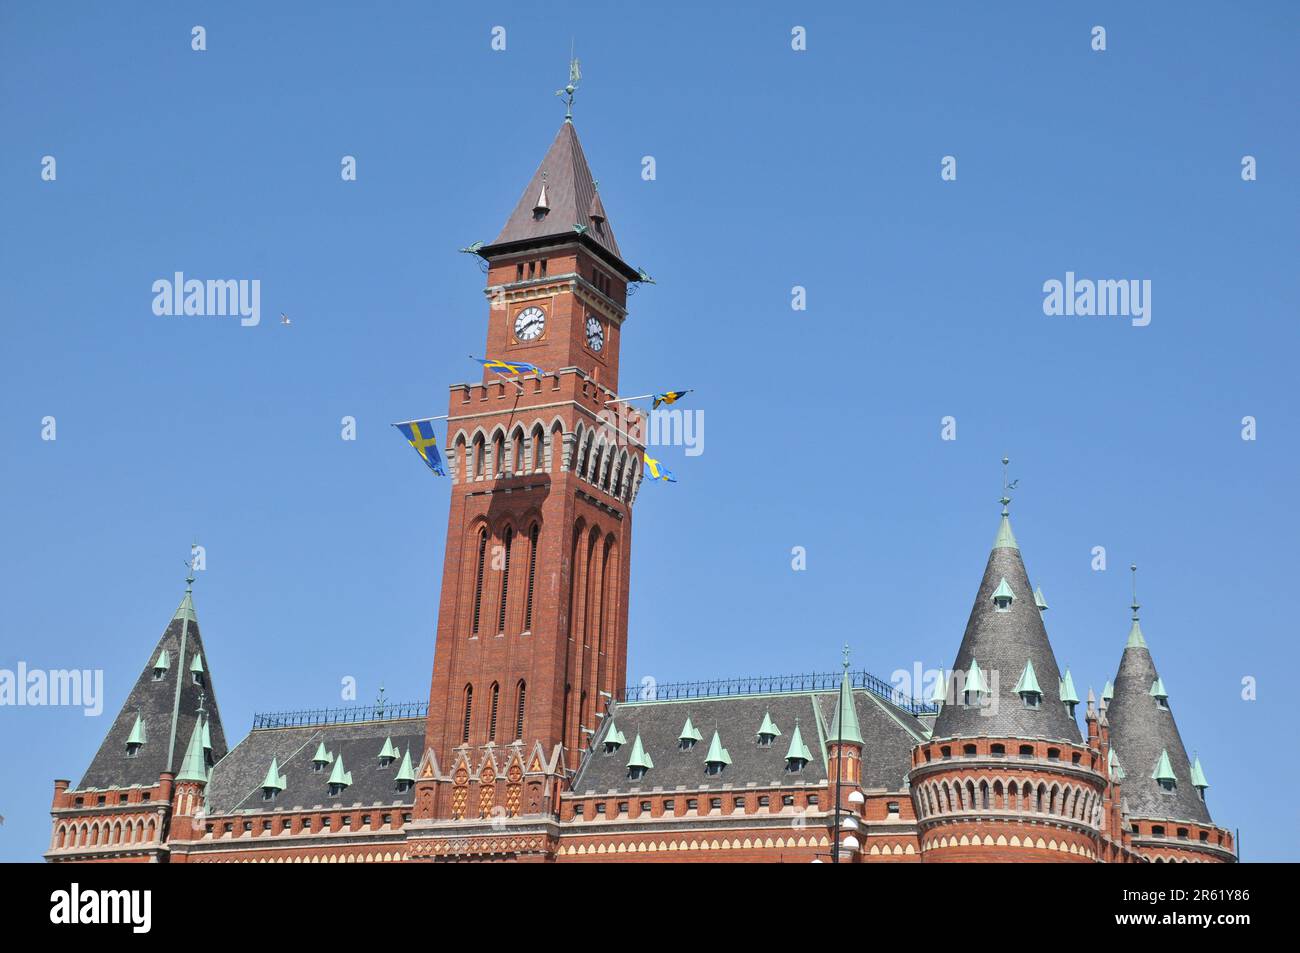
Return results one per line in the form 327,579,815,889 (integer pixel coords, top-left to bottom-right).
1130,563,1140,620
1000,455,1019,515
556,44,581,121
842,643,851,671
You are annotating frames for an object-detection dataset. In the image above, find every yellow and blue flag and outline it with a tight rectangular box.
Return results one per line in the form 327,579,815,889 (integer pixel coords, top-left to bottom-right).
643,452,677,483
474,356,547,378
652,389,691,409
393,419,446,476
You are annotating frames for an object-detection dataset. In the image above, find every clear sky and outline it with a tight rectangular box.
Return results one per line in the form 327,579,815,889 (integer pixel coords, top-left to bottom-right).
2,2,1296,861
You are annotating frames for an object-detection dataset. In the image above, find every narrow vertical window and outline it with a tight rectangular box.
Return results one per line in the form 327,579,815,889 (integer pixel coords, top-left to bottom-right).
462,684,473,743
471,528,487,635
524,524,539,632
488,682,500,741
515,680,527,740
497,527,513,634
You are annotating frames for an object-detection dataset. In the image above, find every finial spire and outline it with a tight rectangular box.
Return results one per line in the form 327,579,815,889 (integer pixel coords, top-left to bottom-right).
556,44,581,122
185,541,198,590
196,690,207,718
842,643,851,671
1130,563,1140,621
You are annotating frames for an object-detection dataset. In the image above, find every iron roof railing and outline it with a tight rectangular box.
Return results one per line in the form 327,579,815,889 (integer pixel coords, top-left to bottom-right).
251,700,428,730
620,669,939,716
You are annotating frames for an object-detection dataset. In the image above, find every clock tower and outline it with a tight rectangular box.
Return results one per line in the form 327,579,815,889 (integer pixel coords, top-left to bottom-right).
417,110,647,825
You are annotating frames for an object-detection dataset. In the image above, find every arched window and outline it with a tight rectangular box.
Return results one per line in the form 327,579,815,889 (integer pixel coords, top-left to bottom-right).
578,431,592,477
524,523,539,632
461,685,473,743
497,527,513,634
511,428,524,474
488,682,500,741
551,422,564,472
589,441,604,484
471,528,488,635
515,680,527,740
530,424,546,471
473,433,485,478
492,431,505,475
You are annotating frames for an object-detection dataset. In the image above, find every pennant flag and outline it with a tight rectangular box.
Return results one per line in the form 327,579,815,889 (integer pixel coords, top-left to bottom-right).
643,452,677,483
652,389,692,409
393,420,446,476
474,356,547,378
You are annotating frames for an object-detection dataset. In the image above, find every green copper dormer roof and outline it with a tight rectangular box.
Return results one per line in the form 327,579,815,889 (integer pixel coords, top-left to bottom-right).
929,671,948,705
312,742,333,765
626,733,654,771
679,718,703,743
829,669,864,745
201,718,212,751
395,749,416,783
126,714,147,746
1190,755,1208,789
1015,659,1042,696
993,515,1019,551
153,649,170,671
175,717,208,783
964,658,988,695
173,590,197,624
379,737,398,761
605,722,626,747
991,577,1015,607
1102,680,1114,702
260,757,286,792
704,730,732,766
1127,619,1147,648
1060,669,1080,705
189,652,204,674
1034,587,1048,610
785,721,813,763
757,711,781,738
1151,749,1176,782
1108,748,1126,780
328,754,352,788
1149,677,1168,700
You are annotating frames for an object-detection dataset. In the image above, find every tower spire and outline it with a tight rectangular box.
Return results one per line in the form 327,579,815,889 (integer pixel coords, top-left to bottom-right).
1130,563,1140,621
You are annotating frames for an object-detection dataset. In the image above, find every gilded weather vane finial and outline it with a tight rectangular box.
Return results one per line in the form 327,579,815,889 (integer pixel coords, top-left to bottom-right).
184,541,198,589
1000,455,1019,516
556,43,581,122
842,643,851,672
1130,563,1140,621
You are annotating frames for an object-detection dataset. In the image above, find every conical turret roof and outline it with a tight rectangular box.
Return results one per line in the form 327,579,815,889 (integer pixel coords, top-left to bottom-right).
76,580,227,790
1105,607,1212,824
932,512,1080,742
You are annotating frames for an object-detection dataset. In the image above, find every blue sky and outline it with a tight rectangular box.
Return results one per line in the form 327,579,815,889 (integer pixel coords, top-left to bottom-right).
2,2,1296,861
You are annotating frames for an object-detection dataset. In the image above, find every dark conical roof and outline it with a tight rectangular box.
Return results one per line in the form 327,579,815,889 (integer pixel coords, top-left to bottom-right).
76,586,227,790
1106,626,1212,825
932,515,1081,743
483,121,633,274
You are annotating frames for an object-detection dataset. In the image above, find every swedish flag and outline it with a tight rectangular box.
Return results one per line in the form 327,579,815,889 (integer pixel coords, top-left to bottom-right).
643,452,677,483
475,356,547,378
653,389,691,409
393,420,446,476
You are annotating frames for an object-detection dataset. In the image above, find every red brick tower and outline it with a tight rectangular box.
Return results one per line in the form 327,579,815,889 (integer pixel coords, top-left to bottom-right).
420,104,646,824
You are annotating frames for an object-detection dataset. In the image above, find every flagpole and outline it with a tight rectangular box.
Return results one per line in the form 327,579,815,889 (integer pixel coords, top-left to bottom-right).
603,393,657,406
468,354,529,393
390,415,449,428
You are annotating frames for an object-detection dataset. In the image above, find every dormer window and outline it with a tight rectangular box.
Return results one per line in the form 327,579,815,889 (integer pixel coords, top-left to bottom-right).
785,721,812,773
603,722,626,754
260,757,286,802
394,749,415,793
152,649,169,681
189,652,205,686
991,577,1015,611
1151,749,1177,792
703,731,731,776
962,659,988,707
1016,660,1042,709
125,714,147,757
311,742,333,773
626,733,653,781
327,755,352,797
678,718,702,751
378,737,398,768
1150,677,1169,710
756,711,781,747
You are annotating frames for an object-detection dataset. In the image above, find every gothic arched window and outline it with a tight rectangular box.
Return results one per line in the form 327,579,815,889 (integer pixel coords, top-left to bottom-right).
462,684,473,743
471,528,488,636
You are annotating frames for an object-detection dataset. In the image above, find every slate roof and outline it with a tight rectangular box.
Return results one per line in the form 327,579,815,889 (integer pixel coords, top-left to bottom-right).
931,515,1082,743
482,120,636,277
1105,630,1213,825
76,588,228,790
204,718,425,814
570,689,928,795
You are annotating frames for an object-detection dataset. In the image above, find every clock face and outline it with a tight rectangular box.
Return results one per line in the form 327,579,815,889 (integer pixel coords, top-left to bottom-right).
585,315,604,352
514,306,545,342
